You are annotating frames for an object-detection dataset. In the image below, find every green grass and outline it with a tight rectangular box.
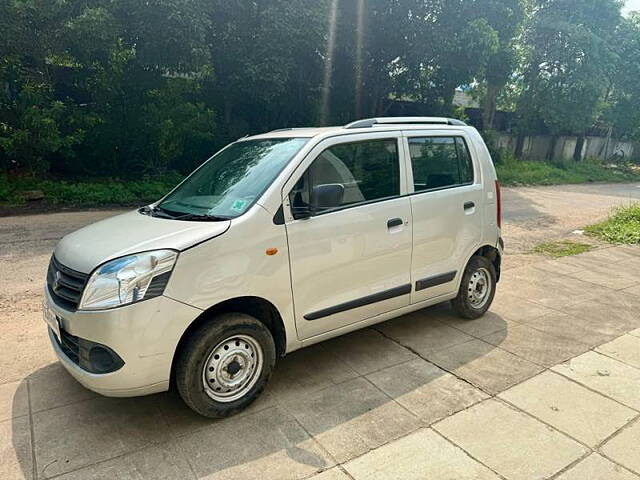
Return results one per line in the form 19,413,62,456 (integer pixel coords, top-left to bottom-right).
586,203,640,244
530,240,593,258
0,173,184,208
496,157,640,187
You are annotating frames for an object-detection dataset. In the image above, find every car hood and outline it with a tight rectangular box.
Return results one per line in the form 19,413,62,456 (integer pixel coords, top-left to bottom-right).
54,210,231,273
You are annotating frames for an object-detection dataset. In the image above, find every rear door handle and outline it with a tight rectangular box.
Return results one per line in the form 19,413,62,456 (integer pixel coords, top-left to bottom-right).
464,202,475,210
387,218,403,229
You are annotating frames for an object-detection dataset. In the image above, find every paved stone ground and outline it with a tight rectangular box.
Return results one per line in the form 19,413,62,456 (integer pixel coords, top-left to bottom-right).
2,189,640,479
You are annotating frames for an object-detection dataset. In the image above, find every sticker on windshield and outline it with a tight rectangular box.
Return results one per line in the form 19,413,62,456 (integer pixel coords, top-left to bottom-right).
231,199,248,213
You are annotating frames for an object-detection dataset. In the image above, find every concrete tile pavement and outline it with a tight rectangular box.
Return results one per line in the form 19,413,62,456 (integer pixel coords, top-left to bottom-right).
342,429,500,479
2,245,640,479
425,338,545,394
498,371,636,447
365,358,488,425
175,406,334,480
555,454,638,480
482,323,591,367
52,443,195,480
596,334,640,369
281,377,419,464
552,351,640,411
601,419,640,474
433,399,590,480
0,382,28,423
33,396,171,478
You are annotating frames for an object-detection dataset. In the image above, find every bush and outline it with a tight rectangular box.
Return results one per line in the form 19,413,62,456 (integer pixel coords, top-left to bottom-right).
481,129,510,165
586,204,640,244
0,173,183,207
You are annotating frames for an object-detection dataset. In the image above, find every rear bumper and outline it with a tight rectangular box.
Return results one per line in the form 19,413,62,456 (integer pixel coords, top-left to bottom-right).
44,286,202,397
496,236,504,282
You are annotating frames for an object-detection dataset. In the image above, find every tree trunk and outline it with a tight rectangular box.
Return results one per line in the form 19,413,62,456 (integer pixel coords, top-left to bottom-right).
573,135,585,162
515,135,525,159
442,87,456,115
370,77,382,116
482,83,500,130
547,135,558,162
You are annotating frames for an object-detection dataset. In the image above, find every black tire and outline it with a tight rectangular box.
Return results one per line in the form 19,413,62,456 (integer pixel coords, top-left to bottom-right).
175,312,276,418
451,255,497,319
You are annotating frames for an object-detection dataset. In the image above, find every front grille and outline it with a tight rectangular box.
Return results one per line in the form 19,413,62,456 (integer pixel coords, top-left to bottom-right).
47,256,89,310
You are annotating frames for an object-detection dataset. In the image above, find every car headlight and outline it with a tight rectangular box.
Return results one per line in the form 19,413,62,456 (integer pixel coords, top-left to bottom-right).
79,250,178,311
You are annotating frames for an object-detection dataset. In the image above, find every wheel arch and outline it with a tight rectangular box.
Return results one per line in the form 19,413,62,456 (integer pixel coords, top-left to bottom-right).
170,296,287,386
470,244,501,281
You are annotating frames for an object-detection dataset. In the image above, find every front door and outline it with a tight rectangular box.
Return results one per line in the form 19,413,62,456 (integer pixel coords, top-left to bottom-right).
284,134,413,340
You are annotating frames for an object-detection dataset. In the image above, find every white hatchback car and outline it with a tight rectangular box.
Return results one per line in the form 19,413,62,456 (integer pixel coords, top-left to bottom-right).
44,117,503,417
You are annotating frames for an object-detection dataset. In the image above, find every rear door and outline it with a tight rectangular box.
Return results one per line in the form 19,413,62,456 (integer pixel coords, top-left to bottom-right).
403,131,484,304
283,132,413,340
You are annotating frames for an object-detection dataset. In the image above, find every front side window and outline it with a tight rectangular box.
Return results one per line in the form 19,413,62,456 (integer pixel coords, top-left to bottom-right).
158,138,308,219
409,136,474,192
289,138,400,217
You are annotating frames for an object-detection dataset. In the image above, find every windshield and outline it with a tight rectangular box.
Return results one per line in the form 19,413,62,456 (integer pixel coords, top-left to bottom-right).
157,138,308,219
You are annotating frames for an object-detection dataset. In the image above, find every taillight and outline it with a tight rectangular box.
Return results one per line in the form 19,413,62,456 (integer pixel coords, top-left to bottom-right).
495,180,502,228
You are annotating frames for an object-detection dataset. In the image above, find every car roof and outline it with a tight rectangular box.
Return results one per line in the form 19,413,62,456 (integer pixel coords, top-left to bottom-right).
241,117,474,142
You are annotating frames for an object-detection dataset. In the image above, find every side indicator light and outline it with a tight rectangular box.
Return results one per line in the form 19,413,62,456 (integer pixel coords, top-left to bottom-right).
266,248,278,256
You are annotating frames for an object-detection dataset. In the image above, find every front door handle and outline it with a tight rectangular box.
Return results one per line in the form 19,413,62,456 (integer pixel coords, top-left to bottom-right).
387,218,403,229
464,202,475,210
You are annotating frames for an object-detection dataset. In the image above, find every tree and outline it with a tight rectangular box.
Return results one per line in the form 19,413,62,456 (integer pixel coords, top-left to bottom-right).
328,0,415,122
1,0,637,178
205,0,329,134
0,0,216,175
379,0,500,115
479,0,526,129
515,0,621,161
605,13,640,141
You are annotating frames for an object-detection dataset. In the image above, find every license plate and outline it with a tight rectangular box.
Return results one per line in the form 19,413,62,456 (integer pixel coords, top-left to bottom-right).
43,301,61,343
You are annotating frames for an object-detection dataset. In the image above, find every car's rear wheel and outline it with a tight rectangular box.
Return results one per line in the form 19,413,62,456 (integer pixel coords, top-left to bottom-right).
175,313,275,418
451,255,496,319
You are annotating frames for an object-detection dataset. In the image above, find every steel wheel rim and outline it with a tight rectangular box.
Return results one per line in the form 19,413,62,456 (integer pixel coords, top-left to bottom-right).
468,267,491,309
202,334,263,403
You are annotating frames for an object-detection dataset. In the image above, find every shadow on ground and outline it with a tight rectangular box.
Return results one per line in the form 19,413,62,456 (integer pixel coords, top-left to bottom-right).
13,302,508,479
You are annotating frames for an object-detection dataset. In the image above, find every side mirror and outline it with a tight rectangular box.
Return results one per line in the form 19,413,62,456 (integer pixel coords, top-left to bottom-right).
291,205,312,220
311,183,344,211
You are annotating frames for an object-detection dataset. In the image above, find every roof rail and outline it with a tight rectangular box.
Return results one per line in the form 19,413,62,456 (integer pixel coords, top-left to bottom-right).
268,127,295,133
344,117,467,129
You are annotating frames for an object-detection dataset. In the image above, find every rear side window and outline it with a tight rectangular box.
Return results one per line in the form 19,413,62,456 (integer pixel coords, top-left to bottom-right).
290,138,400,214
408,137,474,192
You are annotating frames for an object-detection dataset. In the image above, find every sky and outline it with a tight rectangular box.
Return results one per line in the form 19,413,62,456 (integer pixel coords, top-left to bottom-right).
624,0,640,15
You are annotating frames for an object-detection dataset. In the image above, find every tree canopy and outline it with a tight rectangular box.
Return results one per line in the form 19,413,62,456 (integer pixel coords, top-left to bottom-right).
0,0,638,176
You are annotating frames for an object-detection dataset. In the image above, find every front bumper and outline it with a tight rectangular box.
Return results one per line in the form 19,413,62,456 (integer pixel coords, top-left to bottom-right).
44,286,202,397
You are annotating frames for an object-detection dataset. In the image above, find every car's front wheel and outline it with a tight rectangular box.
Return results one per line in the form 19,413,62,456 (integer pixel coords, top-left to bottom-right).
451,255,496,319
175,312,275,418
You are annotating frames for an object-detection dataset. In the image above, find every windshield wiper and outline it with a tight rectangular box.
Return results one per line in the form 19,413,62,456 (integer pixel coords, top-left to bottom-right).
139,205,175,219
140,205,228,221
168,212,229,222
